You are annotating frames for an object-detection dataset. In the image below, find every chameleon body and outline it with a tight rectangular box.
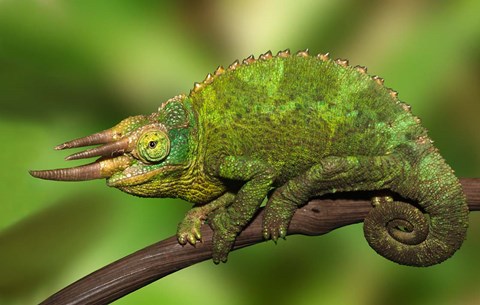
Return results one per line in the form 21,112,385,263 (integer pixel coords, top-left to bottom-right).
30,49,469,266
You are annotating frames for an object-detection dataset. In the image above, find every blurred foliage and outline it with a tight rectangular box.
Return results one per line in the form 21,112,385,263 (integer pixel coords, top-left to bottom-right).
0,0,479,304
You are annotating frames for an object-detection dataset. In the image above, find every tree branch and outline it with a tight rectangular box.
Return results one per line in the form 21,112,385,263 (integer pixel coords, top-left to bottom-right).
40,178,480,305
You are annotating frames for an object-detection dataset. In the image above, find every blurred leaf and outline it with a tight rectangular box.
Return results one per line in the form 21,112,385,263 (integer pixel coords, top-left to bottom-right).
0,195,116,303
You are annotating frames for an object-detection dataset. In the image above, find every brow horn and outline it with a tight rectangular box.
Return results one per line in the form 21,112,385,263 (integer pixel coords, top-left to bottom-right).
55,129,115,150
65,138,132,161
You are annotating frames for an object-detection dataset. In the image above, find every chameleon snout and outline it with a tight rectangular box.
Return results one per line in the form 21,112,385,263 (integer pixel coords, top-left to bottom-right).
29,126,134,181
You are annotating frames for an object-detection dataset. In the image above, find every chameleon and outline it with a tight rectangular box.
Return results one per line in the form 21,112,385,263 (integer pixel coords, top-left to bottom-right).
30,49,469,266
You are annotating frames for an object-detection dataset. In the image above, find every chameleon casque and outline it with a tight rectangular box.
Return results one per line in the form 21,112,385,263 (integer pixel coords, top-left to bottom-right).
30,49,469,266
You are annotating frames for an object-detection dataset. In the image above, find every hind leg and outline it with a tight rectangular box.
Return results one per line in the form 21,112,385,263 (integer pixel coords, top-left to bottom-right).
263,155,401,240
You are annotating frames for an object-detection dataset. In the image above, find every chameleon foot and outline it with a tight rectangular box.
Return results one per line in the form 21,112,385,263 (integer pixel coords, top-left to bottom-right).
208,208,239,263
263,198,296,241
177,208,207,245
178,192,237,249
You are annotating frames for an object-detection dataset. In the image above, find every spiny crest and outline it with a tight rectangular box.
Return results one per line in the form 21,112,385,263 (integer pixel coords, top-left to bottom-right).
372,75,385,86
416,135,433,145
355,65,367,74
188,49,406,112
242,55,255,65
277,49,291,58
317,52,329,61
335,58,349,67
259,50,273,60
296,49,309,57
228,60,240,71
204,73,214,84
400,102,412,112
214,66,225,76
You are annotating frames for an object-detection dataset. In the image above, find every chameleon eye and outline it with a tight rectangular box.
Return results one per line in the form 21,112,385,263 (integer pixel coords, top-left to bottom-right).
137,130,170,163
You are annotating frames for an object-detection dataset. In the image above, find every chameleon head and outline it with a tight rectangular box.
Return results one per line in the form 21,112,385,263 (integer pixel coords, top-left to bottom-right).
29,97,196,196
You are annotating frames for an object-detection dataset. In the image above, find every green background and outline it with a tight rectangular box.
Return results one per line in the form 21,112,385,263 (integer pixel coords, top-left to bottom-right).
1,0,480,304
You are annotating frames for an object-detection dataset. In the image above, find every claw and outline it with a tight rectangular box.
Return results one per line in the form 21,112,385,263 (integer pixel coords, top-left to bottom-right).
177,208,206,246
195,230,202,241
177,235,187,245
187,234,198,246
263,226,287,243
262,229,271,240
177,230,201,246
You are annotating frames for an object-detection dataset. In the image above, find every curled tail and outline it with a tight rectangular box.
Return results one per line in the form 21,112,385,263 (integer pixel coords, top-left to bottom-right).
363,151,469,266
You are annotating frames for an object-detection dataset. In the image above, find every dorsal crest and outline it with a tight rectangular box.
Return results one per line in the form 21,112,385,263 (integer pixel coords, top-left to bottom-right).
188,49,405,111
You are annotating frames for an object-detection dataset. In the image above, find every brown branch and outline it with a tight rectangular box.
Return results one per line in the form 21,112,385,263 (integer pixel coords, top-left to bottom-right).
40,178,480,305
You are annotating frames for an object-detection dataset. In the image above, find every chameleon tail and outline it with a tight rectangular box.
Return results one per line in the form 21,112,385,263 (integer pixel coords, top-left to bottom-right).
363,151,469,266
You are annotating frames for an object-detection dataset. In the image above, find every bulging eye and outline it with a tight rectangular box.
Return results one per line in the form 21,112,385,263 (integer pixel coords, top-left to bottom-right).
137,130,170,163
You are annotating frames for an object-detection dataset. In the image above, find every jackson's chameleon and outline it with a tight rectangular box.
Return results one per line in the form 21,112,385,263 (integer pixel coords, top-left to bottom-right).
30,49,469,266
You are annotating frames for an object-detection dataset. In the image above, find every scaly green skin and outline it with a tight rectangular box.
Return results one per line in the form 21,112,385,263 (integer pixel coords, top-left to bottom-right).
30,50,469,266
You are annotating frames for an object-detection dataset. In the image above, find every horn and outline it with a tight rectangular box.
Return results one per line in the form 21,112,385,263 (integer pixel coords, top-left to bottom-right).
65,138,131,161
29,162,105,181
29,155,131,181
55,129,114,150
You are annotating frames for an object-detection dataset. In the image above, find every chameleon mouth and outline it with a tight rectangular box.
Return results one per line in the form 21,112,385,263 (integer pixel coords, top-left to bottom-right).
106,165,182,187
29,129,133,181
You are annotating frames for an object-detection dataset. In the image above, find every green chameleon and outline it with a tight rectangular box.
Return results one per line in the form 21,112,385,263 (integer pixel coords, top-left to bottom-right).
30,49,469,266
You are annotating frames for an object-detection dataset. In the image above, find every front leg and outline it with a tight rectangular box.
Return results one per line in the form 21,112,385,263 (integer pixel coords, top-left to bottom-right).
208,156,276,263
177,192,235,245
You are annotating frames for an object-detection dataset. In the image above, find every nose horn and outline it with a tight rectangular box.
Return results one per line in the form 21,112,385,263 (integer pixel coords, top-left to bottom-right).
55,129,115,150
29,162,105,181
